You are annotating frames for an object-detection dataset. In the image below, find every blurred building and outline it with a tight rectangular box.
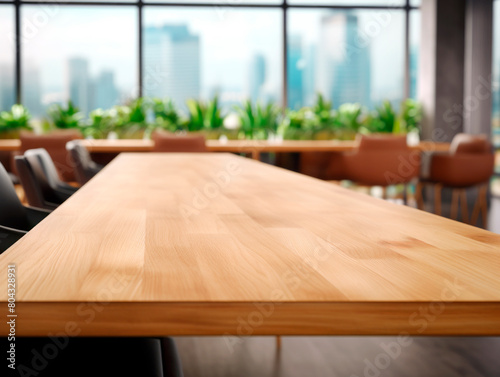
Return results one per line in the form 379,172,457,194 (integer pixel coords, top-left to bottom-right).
67,57,91,114
287,35,304,110
22,66,42,116
93,70,119,110
0,64,15,111
318,12,371,108
144,24,200,107
249,54,266,103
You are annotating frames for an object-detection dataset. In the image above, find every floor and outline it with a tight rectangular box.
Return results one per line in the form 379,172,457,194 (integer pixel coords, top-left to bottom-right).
174,336,500,377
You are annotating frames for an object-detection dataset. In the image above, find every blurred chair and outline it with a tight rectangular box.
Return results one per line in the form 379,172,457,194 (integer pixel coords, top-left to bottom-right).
341,134,421,202
416,133,494,226
15,153,73,210
66,140,104,184
302,152,348,181
12,337,184,377
152,130,207,153
15,130,83,182
0,162,50,253
25,148,79,194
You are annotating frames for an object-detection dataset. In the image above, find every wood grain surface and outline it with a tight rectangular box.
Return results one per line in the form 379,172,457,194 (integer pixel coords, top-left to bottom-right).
0,138,450,154
0,153,499,336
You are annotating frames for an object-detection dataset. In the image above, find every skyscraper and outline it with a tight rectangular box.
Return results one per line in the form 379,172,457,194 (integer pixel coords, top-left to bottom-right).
287,35,304,110
67,57,90,114
409,44,419,100
0,64,15,111
249,54,266,103
144,24,200,107
23,66,42,116
93,70,119,110
318,12,371,108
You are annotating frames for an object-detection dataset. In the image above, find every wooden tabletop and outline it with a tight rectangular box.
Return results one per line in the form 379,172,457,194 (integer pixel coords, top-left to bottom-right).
0,138,450,154
1,153,499,336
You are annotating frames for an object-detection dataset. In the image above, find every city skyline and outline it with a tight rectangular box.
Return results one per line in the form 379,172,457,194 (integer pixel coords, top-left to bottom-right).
0,8,424,118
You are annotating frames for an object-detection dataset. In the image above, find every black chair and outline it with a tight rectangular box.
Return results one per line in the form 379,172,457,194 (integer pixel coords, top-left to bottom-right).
25,148,79,195
5,337,184,377
15,154,73,210
0,162,50,253
66,140,103,185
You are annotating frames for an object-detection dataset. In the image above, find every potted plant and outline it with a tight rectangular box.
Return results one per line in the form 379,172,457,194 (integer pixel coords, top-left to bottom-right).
152,98,186,133
235,100,281,140
186,96,225,139
46,101,84,132
111,98,149,139
334,103,365,140
395,98,422,133
0,104,32,139
82,109,115,139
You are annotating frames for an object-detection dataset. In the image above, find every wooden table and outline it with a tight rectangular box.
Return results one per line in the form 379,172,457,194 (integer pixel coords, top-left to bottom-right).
1,153,499,336
0,139,450,161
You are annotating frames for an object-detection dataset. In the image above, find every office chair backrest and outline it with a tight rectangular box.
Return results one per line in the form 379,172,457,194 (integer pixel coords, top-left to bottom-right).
66,140,100,184
25,148,64,189
20,130,83,182
344,134,419,186
15,154,61,210
357,134,408,151
0,163,31,231
152,130,208,153
430,133,494,187
450,133,491,154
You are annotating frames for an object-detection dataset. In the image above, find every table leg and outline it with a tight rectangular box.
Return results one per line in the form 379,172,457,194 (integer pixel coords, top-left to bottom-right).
251,150,261,160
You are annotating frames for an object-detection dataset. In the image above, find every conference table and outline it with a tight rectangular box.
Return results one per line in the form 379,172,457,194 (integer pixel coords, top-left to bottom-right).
0,153,499,337
0,139,450,161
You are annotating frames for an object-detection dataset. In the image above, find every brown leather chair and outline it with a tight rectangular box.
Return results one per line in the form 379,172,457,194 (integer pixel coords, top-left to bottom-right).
340,134,421,201
416,133,494,226
302,152,348,181
152,130,207,153
15,130,83,182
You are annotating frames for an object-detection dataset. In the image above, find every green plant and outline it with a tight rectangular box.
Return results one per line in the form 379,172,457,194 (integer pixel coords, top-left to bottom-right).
128,98,147,124
372,100,396,133
395,98,422,133
186,96,224,132
47,101,84,130
312,93,335,126
82,109,115,139
282,108,317,140
0,104,32,133
235,100,281,140
152,98,185,132
109,98,149,138
335,103,365,133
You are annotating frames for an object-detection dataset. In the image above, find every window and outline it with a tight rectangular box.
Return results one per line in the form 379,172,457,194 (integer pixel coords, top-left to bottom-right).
493,1,500,132
409,9,420,99
287,9,405,109
21,6,138,117
143,7,283,109
0,6,16,111
288,0,404,5
2,2,418,115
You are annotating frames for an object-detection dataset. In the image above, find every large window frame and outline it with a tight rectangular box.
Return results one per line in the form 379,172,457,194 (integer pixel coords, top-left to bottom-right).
2,0,419,108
